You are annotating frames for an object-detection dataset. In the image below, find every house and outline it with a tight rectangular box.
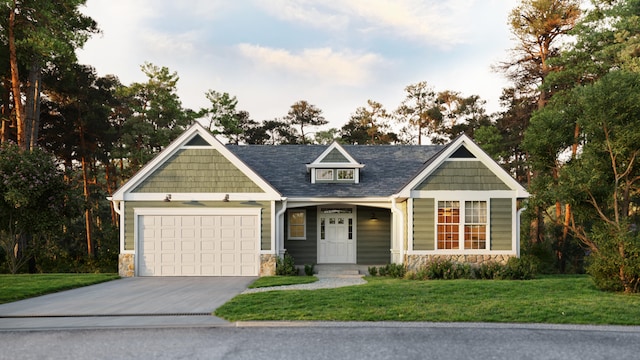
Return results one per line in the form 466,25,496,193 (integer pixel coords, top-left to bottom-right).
109,123,529,277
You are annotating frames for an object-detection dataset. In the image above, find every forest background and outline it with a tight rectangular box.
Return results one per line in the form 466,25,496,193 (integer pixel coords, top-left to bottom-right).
1,0,639,292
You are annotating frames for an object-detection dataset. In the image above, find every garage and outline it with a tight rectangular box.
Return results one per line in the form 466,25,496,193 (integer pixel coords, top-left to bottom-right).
137,209,260,276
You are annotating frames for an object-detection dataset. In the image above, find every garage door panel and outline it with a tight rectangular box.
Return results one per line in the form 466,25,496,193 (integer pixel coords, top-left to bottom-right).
139,213,259,276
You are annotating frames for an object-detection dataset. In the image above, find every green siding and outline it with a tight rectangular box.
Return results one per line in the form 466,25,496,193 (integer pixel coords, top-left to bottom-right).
132,148,264,193
320,148,350,163
416,161,510,191
284,207,317,264
123,201,271,251
490,198,512,250
413,198,435,250
357,206,391,264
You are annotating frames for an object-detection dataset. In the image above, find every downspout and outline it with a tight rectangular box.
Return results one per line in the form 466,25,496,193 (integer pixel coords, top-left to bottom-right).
391,195,404,264
517,206,527,258
275,198,288,258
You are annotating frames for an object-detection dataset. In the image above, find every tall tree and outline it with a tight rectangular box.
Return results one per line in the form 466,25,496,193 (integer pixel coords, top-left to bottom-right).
284,100,327,144
343,100,397,144
115,63,195,173
395,81,440,144
0,0,98,150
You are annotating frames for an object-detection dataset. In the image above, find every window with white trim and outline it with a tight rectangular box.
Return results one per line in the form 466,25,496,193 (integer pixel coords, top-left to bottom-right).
288,209,306,240
316,169,334,181
437,200,487,250
337,169,354,180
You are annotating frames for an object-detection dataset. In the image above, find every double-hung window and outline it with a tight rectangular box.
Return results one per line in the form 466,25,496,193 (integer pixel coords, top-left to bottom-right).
288,209,306,240
437,200,487,250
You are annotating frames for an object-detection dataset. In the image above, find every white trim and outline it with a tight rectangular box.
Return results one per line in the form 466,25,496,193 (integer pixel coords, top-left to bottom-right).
398,135,530,198
411,190,516,200
406,250,517,256
122,192,278,202
111,123,281,201
434,199,490,251
307,141,362,167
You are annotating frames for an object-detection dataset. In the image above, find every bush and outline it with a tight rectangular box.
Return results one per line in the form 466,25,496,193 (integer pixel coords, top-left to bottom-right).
304,263,315,276
276,253,298,276
367,266,378,276
476,262,503,280
498,256,539,280
586,225,640,293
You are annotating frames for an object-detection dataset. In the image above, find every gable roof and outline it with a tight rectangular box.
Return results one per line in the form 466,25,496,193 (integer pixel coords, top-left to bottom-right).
110,123,281,201
397,134,530,198
306,141,364,169
227,144,443,198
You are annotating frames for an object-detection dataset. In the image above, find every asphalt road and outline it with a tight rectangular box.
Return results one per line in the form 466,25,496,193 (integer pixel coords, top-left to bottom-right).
1,322,639,360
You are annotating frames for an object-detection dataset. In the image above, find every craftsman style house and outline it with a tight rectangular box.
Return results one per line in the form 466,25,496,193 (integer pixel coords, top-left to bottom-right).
110,123,529,277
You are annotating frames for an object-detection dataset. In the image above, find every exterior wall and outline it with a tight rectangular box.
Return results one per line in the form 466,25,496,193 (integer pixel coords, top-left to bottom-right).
132,148,264,193
284,207,318,265
416,161,510,191
412,198,435,250
119,253,134,277
490,198,513,251
405,254,514,271
357,206,391,265
260,254,277,276
320,148,349,163
123,200,272,251
284,205,391,265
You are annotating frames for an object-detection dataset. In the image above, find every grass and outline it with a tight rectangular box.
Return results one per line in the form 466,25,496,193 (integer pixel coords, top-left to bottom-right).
248,276,318,288
215,275,640,325
0,273,119,304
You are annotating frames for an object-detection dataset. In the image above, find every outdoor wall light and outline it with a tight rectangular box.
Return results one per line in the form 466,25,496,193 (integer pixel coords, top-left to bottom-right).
164,194,171,202
223,194,230,202
370,212,378,221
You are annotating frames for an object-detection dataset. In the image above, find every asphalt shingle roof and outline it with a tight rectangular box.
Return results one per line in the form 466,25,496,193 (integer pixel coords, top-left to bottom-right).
227,144,444,198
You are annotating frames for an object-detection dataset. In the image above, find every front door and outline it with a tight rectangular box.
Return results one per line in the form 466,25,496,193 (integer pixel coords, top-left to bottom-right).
318,207,356,263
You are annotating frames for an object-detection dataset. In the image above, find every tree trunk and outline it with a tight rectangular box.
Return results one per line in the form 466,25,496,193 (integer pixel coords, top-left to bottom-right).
79,120,93,257
25,64,42,150
8,2,25,150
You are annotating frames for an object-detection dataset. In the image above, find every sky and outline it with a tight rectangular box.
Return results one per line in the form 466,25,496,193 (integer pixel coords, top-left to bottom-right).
76,0,519,131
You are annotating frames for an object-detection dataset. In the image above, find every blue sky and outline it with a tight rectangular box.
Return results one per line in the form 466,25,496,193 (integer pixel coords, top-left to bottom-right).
77,0,518,131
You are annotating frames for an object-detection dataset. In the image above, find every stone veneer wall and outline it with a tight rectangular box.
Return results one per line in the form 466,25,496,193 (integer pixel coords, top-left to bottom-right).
405,254,514,272
119,254,135,277
260,254,277,276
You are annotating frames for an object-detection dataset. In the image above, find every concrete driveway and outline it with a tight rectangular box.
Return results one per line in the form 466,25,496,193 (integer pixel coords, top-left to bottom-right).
0,277,255,330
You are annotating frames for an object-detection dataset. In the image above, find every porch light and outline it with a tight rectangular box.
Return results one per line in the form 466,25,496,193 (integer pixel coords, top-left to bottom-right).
370,212,378,221
223,194,230,202
164,194,171,202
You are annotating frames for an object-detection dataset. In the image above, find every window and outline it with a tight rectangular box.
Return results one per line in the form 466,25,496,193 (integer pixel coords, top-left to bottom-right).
337,169,354,180
437,200,487,250
288,209,306,239
316,169,334,180
465,201,487,249
437,201,460,249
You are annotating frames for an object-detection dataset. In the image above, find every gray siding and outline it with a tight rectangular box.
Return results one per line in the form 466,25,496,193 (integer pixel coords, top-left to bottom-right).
490,198,512,250
320,148,350,163
124,201,271,251
284,207,317,264
357,206,391,264
416,161,510,191
132,148,264,193
413,198,435,250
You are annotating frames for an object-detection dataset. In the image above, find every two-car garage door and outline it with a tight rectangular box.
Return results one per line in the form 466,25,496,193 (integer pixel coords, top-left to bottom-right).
137,210,260,276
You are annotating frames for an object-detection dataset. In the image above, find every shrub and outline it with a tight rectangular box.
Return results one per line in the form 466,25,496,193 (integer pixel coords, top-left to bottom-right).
477,262,503,280
586,226,640,293
386,263,406,278
424,258,455,279
304,263,315,276
367,266,378,276
498,256,539,280
276,253,298,276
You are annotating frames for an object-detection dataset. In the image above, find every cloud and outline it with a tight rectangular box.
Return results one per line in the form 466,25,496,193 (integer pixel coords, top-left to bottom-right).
260,0,472,48
236,44,384,86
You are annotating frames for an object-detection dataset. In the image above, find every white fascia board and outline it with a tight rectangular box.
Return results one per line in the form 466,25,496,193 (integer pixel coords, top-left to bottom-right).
111,123,281,201
306,163,365,170
123,192,280,202
410,190,519,199
134,207,262,216
286,197,391,204
398,135,530,198
308,141,362,166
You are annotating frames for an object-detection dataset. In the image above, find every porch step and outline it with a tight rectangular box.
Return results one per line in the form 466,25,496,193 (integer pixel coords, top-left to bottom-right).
313,265,378,276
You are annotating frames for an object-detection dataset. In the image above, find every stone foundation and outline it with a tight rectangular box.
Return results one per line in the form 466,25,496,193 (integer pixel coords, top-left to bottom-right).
118,253,135,277
260,254,277,276
405,254,514,272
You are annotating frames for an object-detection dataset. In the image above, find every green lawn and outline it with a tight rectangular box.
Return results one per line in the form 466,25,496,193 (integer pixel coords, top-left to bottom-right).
0,273,119,304
249,276,318,288
215,275,640,325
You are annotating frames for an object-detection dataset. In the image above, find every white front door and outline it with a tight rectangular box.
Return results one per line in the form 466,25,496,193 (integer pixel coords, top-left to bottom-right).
318,207,356,263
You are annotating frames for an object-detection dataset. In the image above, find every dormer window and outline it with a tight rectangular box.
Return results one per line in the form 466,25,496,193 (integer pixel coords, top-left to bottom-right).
306,141,364,184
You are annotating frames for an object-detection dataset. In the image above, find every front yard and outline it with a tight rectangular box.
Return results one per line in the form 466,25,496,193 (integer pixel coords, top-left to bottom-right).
0,273,119,304
216,275,640,325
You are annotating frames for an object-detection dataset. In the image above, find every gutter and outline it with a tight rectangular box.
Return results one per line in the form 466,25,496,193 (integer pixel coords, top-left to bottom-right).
275,198,288,257
390,195,405,264
107,196,123,216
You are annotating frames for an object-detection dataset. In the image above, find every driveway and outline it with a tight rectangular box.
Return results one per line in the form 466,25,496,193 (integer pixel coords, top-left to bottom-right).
0,277,255,330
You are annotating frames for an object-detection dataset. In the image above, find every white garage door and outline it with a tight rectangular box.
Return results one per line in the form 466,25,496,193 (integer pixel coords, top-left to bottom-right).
138,213,259,276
